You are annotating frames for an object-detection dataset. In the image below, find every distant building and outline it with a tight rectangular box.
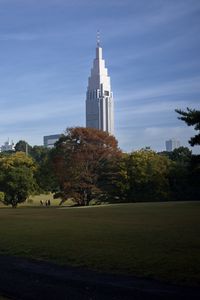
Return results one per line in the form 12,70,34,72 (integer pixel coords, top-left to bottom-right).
165,139,180,152
0,140,15,152
43,134,61,148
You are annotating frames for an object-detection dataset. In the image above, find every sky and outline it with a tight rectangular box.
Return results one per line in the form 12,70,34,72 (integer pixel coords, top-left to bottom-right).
0,0,200,153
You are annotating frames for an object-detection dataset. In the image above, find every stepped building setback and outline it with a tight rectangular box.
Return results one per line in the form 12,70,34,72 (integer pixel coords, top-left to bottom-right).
86,37,114,134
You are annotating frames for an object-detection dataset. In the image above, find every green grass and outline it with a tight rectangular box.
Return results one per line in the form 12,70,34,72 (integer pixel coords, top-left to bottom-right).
0,193,58,207
0,193,71,207
0,201,200,286
24,193,60,206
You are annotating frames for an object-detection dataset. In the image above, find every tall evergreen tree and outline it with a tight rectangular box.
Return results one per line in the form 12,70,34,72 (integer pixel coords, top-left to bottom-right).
175,108,200,146
175,108,200,200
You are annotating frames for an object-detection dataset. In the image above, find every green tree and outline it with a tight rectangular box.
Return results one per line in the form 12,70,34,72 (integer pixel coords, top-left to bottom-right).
30,146,49,163
0,191,5,203
169,147,192,164
98,153,129,202
15,140,32,154
175,108,200,200
31,146,58,193
126,150,171,202
0,152,37,207
159,147,192,201
51,127,122,206
16,144,57,193
175,108,200,146
189,154,200,200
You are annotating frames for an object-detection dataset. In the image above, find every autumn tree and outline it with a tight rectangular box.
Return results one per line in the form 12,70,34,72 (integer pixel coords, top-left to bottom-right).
0,152,37,207
51,127,122,206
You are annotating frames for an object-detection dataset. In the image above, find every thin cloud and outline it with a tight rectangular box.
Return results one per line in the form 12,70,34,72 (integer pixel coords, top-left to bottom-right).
0,96,84,125
0,33,40,41
103,0,200,41
116,101,189,117
116,76,200,103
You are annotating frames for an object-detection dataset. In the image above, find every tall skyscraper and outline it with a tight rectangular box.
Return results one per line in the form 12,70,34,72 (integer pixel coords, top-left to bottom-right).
86,37,114,134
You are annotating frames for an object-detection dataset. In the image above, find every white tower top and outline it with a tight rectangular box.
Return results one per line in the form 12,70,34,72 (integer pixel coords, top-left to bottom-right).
97,30,100,47
86,36,114,134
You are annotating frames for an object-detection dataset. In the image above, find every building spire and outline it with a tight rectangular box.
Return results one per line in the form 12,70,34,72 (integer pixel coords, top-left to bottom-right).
86,35,114,135
97,30,100,47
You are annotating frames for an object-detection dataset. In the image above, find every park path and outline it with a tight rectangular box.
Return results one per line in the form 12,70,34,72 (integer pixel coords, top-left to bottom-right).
0,255,199,300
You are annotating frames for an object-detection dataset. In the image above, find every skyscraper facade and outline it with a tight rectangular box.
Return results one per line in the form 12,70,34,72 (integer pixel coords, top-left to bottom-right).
43,134,61,148
86,40,114,134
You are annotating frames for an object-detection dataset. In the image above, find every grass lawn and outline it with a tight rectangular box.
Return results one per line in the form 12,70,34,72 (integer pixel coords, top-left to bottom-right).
0,201,199,286
0,193,72,207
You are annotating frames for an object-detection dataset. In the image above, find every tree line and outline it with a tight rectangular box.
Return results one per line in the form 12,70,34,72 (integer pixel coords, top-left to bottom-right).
0,108,199,207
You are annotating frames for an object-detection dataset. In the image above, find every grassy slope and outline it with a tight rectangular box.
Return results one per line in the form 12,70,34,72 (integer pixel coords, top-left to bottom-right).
0,201,199,286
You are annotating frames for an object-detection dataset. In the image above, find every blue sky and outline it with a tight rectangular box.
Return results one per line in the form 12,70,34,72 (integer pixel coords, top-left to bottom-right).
0,0,200,153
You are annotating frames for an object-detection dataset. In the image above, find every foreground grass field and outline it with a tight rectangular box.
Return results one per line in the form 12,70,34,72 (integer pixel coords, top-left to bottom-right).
0,201,199,286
